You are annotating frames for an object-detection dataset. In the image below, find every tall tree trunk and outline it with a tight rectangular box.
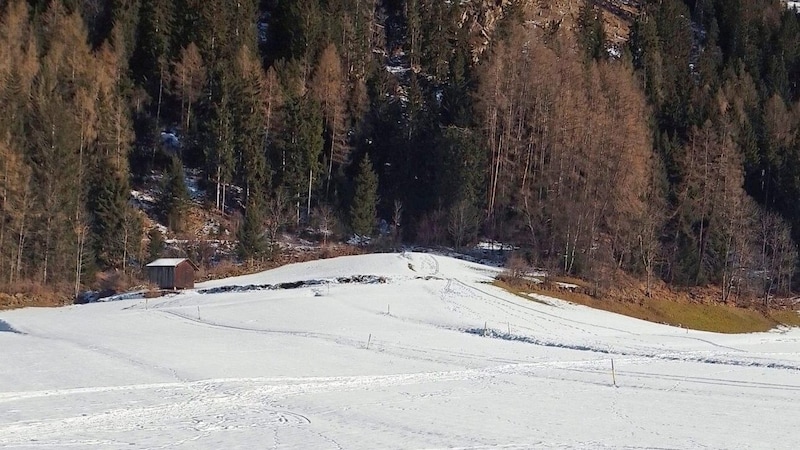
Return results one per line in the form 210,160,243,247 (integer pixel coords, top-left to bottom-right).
307,168,313,221
215,166,221,212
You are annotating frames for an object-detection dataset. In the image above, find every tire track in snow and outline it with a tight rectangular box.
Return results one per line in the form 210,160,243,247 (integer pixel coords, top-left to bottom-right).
650,334,745,353
421,255,708,361
466,328,800,373
422,253,616,338
0,360,636,404
0,363,605,446
451,278,631,336
5,357,791,446
7,325,187,382
155,308,375,352
439,257,745,354
157,303,530,368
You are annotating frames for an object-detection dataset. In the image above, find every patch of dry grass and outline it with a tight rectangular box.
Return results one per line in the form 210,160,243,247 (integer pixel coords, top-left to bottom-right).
770,310,800,328
0,281,72,310
490,279,551,305
494,274,798,334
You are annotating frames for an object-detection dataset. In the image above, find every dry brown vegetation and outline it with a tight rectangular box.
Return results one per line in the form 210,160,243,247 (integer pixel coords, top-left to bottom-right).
495,270,800,333
0,282,71,309
477,21,656,291
194,244,366,283
0,239,366,310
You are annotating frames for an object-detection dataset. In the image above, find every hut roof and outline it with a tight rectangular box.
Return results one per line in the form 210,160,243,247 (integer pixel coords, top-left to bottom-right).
146,258,198,270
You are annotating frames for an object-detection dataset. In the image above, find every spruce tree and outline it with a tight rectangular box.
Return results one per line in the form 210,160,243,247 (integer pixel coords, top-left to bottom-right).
87,160,130,269
148,228,165,261
159,157,189,232
237,195,267,262
278,97,323,221
231,45,269,200
350,154,378,237
578,1,606,61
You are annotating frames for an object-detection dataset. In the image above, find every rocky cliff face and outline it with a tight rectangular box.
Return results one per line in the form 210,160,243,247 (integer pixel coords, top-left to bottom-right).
461,0,526,59
461,0,643,61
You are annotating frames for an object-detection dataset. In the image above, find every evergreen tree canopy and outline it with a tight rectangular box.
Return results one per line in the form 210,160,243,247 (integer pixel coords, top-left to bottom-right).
159,156,189,233
350,154,378,238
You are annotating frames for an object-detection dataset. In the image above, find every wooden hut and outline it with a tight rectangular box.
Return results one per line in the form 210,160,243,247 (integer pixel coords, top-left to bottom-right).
146,258,198,289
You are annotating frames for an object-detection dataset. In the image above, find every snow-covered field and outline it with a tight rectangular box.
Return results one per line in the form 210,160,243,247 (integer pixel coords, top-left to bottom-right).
2,253,799,449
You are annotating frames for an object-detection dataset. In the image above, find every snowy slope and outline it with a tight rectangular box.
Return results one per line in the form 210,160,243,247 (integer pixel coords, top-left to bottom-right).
1,252,799,449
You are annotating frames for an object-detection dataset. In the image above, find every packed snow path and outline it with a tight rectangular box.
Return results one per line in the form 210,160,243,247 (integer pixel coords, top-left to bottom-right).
2,253,799,449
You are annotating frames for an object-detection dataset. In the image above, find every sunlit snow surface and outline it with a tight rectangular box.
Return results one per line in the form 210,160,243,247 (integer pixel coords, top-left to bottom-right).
2,253,799,449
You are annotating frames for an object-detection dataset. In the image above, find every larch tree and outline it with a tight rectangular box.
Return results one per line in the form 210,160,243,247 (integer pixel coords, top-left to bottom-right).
262,66,284,139
311,43,349,196
26,1,94,286
0,133,31,285
758,210,797,305
172,42,206,134
0,0,38,285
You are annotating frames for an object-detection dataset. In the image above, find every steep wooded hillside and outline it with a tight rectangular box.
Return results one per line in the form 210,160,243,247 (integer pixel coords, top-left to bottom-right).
1,0,800,307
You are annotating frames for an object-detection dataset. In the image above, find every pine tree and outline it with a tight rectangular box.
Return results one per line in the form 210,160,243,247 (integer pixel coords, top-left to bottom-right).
131,0,174,102
87,159,131,269
350,154,378,237
203,71,235,213
148,227,164,261
231,45,269,202
578,0,606,61
270,0,322,81
278,96,323,222
237,194,266,262
159,156,189,232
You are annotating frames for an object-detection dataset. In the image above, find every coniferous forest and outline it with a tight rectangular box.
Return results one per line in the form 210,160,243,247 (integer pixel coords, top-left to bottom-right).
3,0,800,306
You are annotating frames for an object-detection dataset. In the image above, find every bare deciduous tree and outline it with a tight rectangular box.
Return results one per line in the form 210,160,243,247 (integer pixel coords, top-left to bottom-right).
265,188,291,248
448,198,480,250
313,204,337,246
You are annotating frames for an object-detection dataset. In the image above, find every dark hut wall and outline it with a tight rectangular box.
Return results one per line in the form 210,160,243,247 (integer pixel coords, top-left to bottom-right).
148,266,175,289
147,262,195,289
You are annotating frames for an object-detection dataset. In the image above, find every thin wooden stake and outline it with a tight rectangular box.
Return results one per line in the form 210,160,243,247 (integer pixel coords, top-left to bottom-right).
507,321,511,334
366,333,372,350
197,305,200,320
483,321,488,337
611,359,617,387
